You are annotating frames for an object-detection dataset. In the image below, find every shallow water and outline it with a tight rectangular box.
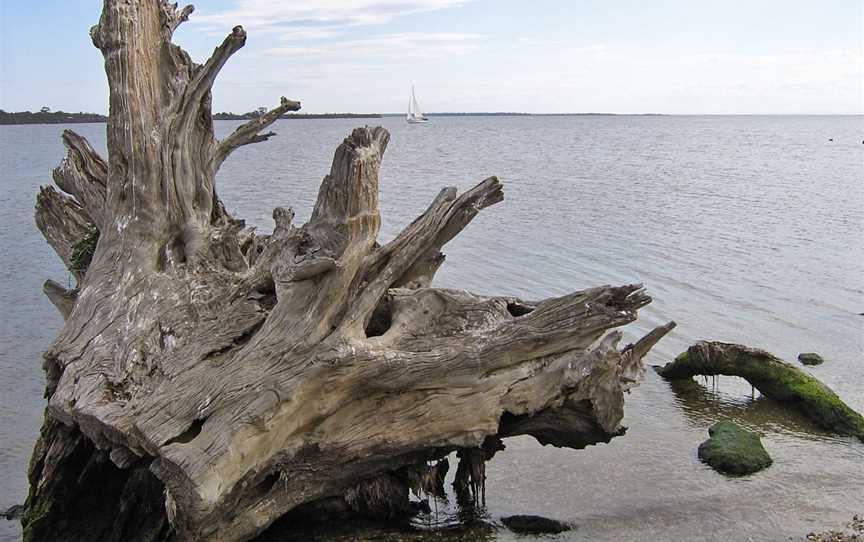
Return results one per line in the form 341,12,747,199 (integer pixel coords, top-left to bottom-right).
1,115,862,541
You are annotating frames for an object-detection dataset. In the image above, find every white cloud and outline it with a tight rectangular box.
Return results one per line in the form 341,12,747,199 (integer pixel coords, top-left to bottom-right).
516,37,604,53
192,0,861,116
193,0,475,34
265,33,485,61
275,28,345,41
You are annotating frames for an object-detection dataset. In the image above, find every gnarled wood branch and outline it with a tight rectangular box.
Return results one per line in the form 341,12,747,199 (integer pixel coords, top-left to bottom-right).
43,280,78,320
34,186,92,283
214,97,302,169
23,2,674,541
52,130,107,229
180,25,246,123
160,2,194,38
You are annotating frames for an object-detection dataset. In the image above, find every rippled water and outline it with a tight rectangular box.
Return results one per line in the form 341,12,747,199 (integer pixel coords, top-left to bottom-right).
1,115,862,541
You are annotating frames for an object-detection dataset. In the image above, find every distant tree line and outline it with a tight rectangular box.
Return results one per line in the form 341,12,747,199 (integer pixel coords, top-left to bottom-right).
213,110,382,120
0,107,382,125
0,108,107,125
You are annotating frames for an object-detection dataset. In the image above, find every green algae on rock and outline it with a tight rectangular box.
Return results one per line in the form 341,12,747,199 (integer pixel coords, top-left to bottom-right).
657,342,864,442
697,421,772,475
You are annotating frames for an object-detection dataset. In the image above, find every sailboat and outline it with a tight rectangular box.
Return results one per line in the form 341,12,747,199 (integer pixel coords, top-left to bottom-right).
406,86,429,123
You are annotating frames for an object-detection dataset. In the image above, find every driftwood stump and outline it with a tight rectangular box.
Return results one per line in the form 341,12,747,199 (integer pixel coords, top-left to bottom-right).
23,1,674,540
657,342,864,441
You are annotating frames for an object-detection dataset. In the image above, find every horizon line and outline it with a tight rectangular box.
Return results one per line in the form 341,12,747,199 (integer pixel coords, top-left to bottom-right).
2,110,863,117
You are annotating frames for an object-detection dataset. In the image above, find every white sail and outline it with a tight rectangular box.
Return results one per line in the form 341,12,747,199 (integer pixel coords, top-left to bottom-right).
411,92,424,117
407,86,429,123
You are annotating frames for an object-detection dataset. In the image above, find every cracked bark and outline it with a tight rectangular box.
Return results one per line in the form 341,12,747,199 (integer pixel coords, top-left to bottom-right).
23,1,674,541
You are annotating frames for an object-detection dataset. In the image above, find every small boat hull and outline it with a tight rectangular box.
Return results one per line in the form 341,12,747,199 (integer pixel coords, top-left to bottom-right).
407,117,429,124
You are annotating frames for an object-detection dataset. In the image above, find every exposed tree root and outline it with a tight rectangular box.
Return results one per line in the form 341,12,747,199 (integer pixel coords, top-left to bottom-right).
22,1,675,540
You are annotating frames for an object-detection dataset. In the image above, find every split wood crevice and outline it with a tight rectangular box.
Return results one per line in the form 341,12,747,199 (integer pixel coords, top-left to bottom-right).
25,1,675,541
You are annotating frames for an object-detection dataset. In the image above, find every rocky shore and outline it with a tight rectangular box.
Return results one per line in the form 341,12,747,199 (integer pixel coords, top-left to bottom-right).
798,515,864,542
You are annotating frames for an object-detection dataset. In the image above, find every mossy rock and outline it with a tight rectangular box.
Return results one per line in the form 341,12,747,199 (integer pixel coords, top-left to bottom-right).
798,353,825,366
698,421,772,475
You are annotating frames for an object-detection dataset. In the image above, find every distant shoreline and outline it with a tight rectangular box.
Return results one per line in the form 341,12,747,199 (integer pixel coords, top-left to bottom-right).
5,110,857,125
0,111,108,125
0,111,653,125
213,112,384,120
379,112,666,117
0,110,384,125
1,111,663,125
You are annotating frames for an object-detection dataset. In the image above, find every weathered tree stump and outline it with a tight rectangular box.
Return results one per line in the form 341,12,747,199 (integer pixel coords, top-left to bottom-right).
23,2,674,540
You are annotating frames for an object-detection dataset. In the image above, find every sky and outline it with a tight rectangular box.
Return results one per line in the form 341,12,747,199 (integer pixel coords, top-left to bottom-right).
0,0,862,114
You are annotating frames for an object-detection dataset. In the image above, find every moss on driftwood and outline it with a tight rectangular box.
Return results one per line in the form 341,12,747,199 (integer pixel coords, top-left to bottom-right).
657,342,864,442
69,224,98,275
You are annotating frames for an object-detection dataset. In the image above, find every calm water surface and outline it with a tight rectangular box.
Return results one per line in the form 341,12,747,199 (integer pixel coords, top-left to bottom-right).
1,115,862,541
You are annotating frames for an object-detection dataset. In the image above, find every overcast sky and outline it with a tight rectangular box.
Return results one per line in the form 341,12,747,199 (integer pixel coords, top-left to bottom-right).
1,0,862,114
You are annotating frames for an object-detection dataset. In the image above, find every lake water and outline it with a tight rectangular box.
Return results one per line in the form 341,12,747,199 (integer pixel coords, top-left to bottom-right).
1,115,862,541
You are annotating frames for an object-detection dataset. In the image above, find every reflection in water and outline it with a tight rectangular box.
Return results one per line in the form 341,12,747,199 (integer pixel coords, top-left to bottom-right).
259,448,501,542
260,519,498,542
667,375,845,443
261,484,498,542
411,494,491,534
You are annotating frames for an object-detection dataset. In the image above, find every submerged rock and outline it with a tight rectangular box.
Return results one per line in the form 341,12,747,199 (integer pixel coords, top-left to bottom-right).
2,504,24,520
798,353,825,366
698,421,772,475
657,342,864,441
501,515,573,534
